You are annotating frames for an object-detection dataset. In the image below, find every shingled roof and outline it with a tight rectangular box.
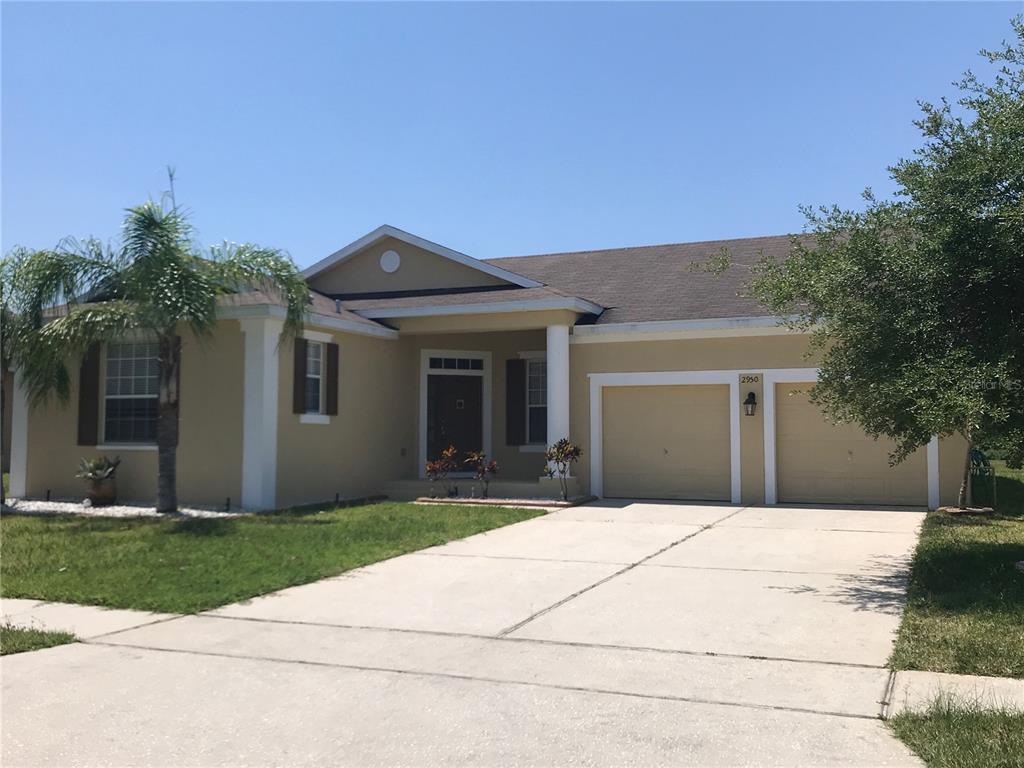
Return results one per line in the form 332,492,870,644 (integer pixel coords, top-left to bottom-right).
485,234,797,325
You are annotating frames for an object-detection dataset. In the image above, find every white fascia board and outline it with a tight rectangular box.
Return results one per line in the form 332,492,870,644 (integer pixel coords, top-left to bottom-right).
217,304,398,340
302,224,543,289
355,296,604,319
305,311,398,339
571,316,802,343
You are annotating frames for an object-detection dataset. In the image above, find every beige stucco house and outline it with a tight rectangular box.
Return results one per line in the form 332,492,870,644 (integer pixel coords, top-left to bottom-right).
8,225,965,510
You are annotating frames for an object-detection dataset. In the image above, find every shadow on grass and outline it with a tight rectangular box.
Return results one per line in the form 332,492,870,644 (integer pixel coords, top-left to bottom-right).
907,533,1024,614
169,518,238,536
972,468,1024,520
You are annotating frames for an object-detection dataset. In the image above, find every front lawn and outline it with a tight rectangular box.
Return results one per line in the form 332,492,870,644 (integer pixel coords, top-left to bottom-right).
1,624,77,655
890,462,1024,678
0,502,542,613
890,700,1024,768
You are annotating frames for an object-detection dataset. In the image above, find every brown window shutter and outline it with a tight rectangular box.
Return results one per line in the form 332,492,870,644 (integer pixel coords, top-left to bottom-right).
77,343,101,445
325,343,339,416
505,358,526,446
292,338,308,414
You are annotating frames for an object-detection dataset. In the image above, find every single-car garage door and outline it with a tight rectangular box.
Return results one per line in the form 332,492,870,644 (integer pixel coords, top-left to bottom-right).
775,386,927,506
603,384,731,500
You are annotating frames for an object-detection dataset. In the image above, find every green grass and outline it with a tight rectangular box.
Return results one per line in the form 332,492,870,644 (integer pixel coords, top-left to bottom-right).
890,461,1024,678
1,624,77,655
890,699,1024,768
0,501,542,613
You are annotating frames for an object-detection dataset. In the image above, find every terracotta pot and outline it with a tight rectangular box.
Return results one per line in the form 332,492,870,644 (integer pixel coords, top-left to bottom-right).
86,478,117,507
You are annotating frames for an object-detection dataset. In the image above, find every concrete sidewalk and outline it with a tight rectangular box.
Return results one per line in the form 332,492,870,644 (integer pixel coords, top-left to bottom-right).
886,670,1024,716
1,598,177,639
3,501,928,767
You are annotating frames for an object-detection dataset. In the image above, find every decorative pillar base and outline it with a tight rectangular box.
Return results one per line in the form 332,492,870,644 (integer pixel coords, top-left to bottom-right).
239,317,283,510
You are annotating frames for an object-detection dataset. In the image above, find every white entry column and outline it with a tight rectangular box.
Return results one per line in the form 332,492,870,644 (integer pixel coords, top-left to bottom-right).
546,324,570,456
8,369,29,498
240,316,283,510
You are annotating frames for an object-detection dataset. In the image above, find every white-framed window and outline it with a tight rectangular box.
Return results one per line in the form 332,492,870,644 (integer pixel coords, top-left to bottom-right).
305,341,324,414
428,356,485,371
104,340,159,443
527,358,547,445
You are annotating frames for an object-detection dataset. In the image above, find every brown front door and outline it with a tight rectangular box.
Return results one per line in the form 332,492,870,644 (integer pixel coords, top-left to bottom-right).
427,375,484,465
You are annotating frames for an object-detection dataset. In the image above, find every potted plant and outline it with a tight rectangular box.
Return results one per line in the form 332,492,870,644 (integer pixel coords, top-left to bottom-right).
464,451,500,498
75,456,122,507
543,439,582,501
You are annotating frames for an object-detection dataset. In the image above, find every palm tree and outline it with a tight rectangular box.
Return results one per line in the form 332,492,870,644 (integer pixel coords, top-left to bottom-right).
8,201,308,512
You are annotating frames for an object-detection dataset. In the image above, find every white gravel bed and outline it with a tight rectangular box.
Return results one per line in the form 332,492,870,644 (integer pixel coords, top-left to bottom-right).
1,498,243,519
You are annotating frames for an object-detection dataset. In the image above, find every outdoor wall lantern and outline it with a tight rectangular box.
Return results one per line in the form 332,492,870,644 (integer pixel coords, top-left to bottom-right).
743,392,757,417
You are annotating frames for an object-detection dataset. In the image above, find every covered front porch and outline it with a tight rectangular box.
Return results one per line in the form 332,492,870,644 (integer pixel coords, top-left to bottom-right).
373,307,584,498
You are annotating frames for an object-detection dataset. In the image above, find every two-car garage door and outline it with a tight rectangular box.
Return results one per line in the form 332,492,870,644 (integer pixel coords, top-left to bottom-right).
600,381,928,506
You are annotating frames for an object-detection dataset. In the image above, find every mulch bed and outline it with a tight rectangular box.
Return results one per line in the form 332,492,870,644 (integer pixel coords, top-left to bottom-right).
415,495,596,509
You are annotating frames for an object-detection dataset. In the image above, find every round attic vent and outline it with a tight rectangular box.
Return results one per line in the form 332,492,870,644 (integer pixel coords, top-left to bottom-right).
380,250,401,273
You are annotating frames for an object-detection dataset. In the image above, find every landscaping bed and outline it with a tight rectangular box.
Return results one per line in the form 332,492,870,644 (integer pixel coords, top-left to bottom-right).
3,498,240,519
415,495,596,509
890,462,1024,679
0,501,542,614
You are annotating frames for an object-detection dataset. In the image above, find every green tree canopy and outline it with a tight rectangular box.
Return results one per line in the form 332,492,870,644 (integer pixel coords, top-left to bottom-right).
750,18,1024,507
5,200,309,512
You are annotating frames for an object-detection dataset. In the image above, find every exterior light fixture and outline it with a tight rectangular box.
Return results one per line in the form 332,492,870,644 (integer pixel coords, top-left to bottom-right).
743,392,757,417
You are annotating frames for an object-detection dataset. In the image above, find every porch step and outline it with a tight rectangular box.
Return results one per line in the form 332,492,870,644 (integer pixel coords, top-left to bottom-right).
382,479,565,502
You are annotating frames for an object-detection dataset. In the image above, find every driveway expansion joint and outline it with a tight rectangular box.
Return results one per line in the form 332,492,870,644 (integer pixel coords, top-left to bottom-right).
85,639,881,722
194,612,888,670
638,562,908,579
880,669,898,719
721,524,921,535
87,612,188,641
495,506,750,637
412,551,632,566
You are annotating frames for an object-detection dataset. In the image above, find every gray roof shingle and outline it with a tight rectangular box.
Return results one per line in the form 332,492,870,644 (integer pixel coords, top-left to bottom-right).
485,234,797,324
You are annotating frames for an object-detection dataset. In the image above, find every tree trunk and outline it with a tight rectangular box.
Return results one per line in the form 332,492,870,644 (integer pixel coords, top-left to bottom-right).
156,334,180,514
957,429,973,509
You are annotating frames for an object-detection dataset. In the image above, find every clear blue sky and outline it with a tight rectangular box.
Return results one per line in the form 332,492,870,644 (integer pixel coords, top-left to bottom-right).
2,2,1016,268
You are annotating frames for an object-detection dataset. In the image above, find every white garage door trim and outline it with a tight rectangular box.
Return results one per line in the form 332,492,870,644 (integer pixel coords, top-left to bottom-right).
589,370,742,503
762,368,940,509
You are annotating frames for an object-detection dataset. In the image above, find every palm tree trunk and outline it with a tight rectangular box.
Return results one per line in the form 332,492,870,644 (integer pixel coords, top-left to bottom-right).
957,428,973,509
156,334,180,513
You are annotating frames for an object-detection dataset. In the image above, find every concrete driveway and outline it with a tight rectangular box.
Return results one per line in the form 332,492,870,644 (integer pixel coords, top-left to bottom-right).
2,502,925,767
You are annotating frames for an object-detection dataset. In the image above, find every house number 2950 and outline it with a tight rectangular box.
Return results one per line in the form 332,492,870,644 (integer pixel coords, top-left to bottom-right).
740,375,761,384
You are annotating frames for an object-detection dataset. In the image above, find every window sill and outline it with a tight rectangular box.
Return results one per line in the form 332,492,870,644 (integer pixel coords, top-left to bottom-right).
519,444,547,453
97,443,157,451
299,414,331,425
